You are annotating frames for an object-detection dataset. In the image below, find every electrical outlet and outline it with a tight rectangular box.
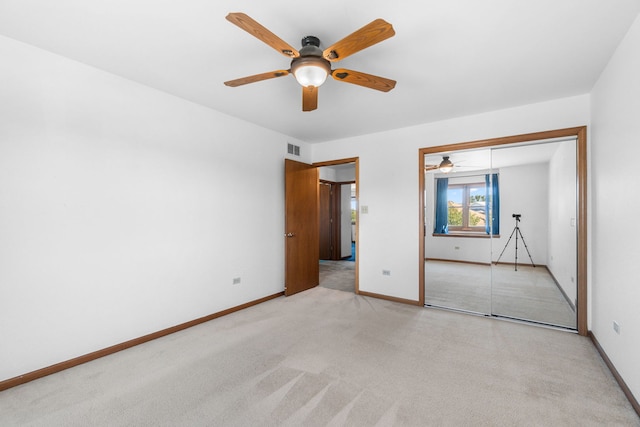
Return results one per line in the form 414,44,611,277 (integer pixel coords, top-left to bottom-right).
361,205,369,214
613,321,620,334
232,277,241,285
382,270,391,276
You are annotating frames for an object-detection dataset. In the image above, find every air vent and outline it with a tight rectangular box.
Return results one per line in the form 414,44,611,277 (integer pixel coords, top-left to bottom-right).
287,143,300,156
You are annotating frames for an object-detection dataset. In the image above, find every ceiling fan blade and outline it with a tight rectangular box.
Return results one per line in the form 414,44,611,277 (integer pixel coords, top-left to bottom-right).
424,165,439,171
226,13,299,58
224,70,290,87
302,86,318,112
323,19,395,62
331,69,396,92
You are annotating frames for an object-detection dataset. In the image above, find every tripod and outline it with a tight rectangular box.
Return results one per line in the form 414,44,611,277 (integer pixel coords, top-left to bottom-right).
495,214,535,271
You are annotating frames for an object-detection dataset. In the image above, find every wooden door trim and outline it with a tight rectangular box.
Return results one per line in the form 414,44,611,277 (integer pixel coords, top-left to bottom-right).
318,182,333,259
314,158,359,293
314,157,359,167
419,126,588,336
331,184,342,259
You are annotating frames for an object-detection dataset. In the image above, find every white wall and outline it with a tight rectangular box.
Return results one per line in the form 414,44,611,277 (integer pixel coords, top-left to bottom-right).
312,95,589,301
495,163,549,265
0,36,305,381
318,167,336,181
591,14,640,402
547,140,578,307
318,165,355,182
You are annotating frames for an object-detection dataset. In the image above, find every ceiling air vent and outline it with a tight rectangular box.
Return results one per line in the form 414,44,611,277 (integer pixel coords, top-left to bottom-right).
287,143,300,156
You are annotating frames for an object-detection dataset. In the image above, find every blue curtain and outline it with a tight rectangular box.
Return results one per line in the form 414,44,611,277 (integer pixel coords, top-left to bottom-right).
434,178,449,234
485,173,500,235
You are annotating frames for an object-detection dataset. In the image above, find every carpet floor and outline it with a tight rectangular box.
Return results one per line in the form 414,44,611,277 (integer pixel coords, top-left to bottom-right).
319,260,356,293
1,287,637,426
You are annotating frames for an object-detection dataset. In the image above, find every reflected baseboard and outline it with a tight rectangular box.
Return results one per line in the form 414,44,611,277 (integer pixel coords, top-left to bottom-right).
425,258,491,266
492,261,546,268
545,267,576,313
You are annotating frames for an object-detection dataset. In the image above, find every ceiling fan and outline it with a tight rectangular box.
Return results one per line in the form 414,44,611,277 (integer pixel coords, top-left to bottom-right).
223,13,397,112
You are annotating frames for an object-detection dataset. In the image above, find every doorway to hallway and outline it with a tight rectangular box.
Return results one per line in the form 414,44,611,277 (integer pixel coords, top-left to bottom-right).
316,159,359,294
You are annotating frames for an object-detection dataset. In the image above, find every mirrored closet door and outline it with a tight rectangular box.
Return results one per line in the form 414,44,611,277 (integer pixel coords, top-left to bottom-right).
423,137,578,330
423,150,493,315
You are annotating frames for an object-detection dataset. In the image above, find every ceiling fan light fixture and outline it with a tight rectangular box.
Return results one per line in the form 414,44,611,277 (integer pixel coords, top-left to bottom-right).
294,65,328,87
439,156,454,173
291,57,330,87
224,14,396,111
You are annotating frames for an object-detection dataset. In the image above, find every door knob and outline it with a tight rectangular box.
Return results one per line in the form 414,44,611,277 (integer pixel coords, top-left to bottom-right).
285,232,295,237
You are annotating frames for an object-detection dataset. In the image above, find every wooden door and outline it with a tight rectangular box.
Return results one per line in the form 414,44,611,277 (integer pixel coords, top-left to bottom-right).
285,159,319,296
319,182,333,260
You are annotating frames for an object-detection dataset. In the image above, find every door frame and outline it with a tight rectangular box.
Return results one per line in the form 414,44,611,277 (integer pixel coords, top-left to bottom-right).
314,157,359,293
419,127,588,336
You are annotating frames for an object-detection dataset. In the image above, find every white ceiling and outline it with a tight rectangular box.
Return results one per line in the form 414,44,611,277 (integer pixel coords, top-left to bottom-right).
1,0,638,143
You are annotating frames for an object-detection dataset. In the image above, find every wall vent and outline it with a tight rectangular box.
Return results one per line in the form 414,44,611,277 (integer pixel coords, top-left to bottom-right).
287,143,300,156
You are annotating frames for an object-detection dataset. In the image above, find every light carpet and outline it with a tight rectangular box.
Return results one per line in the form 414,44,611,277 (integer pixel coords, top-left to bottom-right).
1,287,638,426
319,260,355,293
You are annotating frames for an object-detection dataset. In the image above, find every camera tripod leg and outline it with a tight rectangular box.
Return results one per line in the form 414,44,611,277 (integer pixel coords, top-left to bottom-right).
515,227,519,271
495,226,516,265
496,225,535,270
516,227,536,268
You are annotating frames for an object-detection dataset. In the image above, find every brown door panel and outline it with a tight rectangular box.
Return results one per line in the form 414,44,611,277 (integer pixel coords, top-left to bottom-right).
284,159,319,296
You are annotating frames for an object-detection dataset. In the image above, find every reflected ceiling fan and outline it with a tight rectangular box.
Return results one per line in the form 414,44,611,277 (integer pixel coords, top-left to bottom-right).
425,156,456,173
425,156,483,173
223,13,396,112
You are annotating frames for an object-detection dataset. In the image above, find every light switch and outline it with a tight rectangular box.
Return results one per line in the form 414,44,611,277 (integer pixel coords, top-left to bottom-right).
361,205,369,214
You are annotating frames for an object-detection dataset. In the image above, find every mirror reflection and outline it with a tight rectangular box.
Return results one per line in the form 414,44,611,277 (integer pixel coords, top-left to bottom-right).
424,138,577,330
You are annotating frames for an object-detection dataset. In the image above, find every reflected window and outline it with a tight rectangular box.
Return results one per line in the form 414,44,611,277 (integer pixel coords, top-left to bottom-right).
435,174,499,235
447,183,486,231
